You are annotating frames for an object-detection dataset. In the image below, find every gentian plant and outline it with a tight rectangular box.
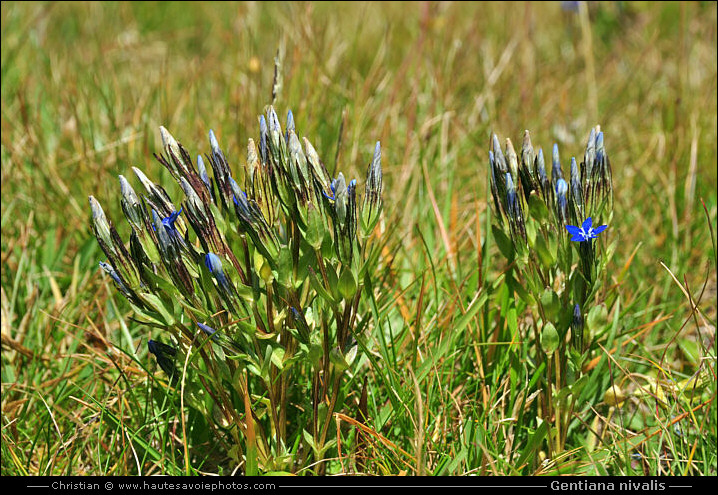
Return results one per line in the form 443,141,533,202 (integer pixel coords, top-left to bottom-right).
90,106,384,473
489,126,615,457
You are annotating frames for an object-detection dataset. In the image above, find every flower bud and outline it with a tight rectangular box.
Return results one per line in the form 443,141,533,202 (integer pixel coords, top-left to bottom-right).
197,322,219,343
489,149,504,221
304,136,331,202
491,134,505,172
333,174,357,263
285,109,295,143
505,137,519,182
287,130,310,196
290,307,310,344
197,155,211,193
505,172,526,241
536,147,550,199
230,177,252,223
89,195,113,251
552,143,563,184
571,303,584,351
160,126,190,177
361,141,383,234
152,209,177,263
568,156,584,224
119,175,144,231
267,106,281,135
556,178,568,224
259,115,269,165
333,173,348,225
132,166,176,216
205,252,232,293
148,339,178,380
519,130,538,198
209,129,220,155
595,131,604,164
99,261,132,299
583,127,596,180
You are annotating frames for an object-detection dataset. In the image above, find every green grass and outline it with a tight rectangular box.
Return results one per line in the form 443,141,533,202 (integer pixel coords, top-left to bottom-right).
2,1,716,476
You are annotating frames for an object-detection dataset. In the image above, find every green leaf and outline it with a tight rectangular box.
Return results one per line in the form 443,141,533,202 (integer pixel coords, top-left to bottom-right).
247,363,262,378
329,347,348,371
271,346,285,370
338,267,357,300
528,193,549,224
569,373,589,397
260,345,274,381
535,232,556,269
492,224,514,260
344,344,358,367
507,306,518,340
302,429,317,453
678,338,700,366
275,248,294,288
540,288,560,322
138,293,176,326
526,219,537,247
140,265,181,297
308,343,323,369
516,417,547,470
586,303,608,337
325,263,339,300
541,322,560,355
308,267,337,306
304,202,325,250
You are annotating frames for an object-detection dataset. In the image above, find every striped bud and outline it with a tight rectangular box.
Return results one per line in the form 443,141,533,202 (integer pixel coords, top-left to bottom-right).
361,141,383,234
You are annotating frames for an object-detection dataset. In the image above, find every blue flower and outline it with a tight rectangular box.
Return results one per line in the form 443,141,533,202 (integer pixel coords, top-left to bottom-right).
152,209,177,259
162,208,182,235
150,208,183,241
327,176,341,201
324,174,349,202
565,217,607,242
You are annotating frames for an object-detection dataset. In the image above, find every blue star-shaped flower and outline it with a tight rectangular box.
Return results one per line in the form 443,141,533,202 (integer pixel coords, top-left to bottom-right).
162,208,182,234
565,217,607,242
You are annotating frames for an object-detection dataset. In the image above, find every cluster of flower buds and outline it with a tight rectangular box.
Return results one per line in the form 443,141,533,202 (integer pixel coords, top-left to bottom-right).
90,106,383,382
490,126,612,250
489,126,613,353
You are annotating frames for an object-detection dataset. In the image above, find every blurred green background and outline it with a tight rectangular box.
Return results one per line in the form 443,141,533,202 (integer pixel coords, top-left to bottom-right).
1,1,716,475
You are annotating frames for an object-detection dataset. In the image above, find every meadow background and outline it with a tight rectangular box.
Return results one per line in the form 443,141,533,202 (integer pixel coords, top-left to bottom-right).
1,1,716,476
